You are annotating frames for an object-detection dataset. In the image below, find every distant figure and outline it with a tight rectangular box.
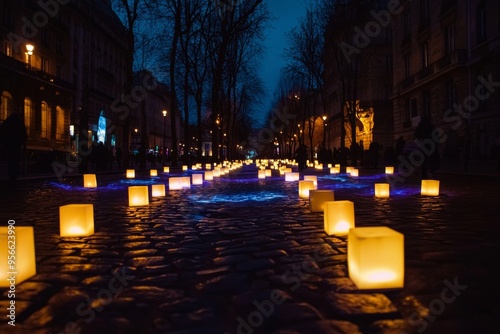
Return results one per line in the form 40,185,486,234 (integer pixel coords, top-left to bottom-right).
0,113,27,181
414,116,438,178
296,144,307,172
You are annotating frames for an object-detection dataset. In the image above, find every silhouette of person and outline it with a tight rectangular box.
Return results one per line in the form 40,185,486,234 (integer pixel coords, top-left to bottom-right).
296,144,307,172
0,113,27,181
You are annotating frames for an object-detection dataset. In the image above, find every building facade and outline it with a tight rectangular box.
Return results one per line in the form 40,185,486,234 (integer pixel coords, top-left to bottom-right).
391,0,500,163
0,0,129,174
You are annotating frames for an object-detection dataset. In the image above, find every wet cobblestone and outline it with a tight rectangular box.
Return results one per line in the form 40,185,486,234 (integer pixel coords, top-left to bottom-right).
1,165,499,333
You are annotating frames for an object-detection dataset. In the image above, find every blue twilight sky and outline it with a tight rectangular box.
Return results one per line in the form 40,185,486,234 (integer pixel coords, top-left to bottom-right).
256,0,307,126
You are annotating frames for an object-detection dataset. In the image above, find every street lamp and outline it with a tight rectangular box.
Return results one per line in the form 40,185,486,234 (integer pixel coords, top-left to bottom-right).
26,44,34,68
322,115,327,146
162,110,167,165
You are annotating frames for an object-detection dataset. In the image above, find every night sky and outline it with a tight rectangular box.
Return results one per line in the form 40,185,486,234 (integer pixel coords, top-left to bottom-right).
258,0,307,126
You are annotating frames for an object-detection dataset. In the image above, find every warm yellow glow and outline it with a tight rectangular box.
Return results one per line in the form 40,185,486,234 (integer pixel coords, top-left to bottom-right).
309,190,334,212
126,169,135,178
258,170,266,179
128,186,149,206
150,169,158,177
350,168,359,177
152,184,166,197
169,177,183,190
284,172,296,182
303,175,317,189
385,166,394,174
181,176,191,189
205,164,212,170
346,166,354,175
335,164,340,168
182,165,188,171
265,169,272,177
421,180,440,196
83,174,97,188
298,180,315,198
59,204,94,237
315,164,323,170
163,166,170,173
375,183,390,198
330,167,340,174
348,226,404,289
324,200,355,235
205,171,213,181
192,174,203,185
0,226,36,287
213,168,221,177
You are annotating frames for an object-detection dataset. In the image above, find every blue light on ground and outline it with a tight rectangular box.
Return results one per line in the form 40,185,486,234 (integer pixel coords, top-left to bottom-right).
188,191,287,203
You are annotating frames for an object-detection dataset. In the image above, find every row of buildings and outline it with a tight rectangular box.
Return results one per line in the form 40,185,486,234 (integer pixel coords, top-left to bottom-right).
0,0,182,177
323,0,500,166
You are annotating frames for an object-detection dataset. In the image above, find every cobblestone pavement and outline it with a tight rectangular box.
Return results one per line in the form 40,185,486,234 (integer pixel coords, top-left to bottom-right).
1,164,499,334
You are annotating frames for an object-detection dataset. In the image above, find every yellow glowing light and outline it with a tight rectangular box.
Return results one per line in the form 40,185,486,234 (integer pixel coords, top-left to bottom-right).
169,177,183,190
150,169,158,177
205,171,213,181
0,226,36,287
128,186,149,206
83,174,97,188
324,200,355,235
421,180,440,196
59,204,94,237
163,166,170,173
258,170,266,179
298,180,315,198
152,184,166,197
375,183,390,198
126,169,135,178
303,175,318,189
385,166,394,174
192,174,203,185
348,226,404,289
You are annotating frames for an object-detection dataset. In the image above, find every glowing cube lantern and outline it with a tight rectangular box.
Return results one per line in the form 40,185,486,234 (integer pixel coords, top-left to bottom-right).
284,168,292,174
265,169,272,177
298,180,315,198
169,177,183,190
163,166,170,173
258,170,266,179
324,200,355,235
59,204,94,237
346,166,354,175
126,169,135,178
285,172,299,182
335,164,340,168
182,165,188,171
303,175,317,189
151,184,166,197
309,190,334,212
0,226,36,287
213,168,221,178
192,174,203,185
205,164,212,170
205,171,213,181
83,174,97,188
385,166,394,174
330,167,340,174
150,169,158,177
315,164,323,170
421,180,440,196
348,226,404,289
350,168,359,177
375,183,390,198
181,176,191,189
128,186,149,206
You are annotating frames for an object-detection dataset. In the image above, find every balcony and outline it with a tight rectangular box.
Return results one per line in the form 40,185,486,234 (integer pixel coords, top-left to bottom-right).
398,49,467,91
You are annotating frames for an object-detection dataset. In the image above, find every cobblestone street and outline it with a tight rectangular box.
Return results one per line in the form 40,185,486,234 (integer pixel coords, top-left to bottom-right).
1,164,499,334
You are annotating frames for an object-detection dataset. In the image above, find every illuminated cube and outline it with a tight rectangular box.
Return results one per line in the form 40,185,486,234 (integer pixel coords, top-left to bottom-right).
192,174,203,185
385,166,394,174
151,184,166,197
181,176,191,189
0,226,36,287
258,170,266,179
309,190,334,212
163,166,170,173
324,200,354,235
83,174,97,188
59,204,94,237
205,171,213,181
421,180,440,196
348,226,404,289
303,175,317,189
375,183,390,198
128,186,149,206
169,177,183,190
126,169,135,178
150,169,158,177
298,180,315,198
